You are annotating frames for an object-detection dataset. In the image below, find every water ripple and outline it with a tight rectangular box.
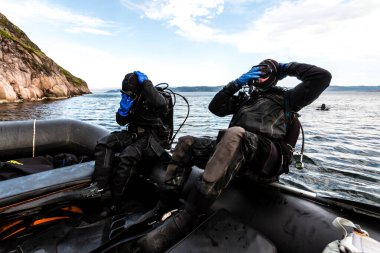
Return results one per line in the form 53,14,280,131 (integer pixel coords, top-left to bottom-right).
0,91,379,207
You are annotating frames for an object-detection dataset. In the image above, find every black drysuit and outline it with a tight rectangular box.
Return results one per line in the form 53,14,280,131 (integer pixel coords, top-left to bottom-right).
165,62,332,203
92,80,172,201
137,62,332,253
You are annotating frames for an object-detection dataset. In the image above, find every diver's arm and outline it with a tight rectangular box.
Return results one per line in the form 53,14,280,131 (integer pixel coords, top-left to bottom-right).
141,80,168,108
208,82,240,117
285,63,332,112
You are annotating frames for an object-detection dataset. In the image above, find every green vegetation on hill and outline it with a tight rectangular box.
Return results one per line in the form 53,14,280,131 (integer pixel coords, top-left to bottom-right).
59,67,87,88
1,12,88,90
0,13,43,57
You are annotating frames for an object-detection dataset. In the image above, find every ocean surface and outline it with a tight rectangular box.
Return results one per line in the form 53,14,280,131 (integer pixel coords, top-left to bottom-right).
1,90,379,208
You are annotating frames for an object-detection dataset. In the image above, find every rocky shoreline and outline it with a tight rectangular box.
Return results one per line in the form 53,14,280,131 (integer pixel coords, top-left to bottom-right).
0,94,88,104
0,13,90,103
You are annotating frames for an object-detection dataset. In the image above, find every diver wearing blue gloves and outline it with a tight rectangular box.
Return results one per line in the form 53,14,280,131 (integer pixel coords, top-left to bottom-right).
138,59,332,253
92,71,173,214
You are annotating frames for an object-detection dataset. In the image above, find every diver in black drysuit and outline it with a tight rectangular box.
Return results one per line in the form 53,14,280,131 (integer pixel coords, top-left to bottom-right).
92,71,172,210
138,60,332,252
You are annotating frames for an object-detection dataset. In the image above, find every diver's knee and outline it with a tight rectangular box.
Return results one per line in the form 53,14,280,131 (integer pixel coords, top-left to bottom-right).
172,136,195,159
177,135,195,147
97,136,110,146
223,126,245,141
118,145,142,166
97,132,118,147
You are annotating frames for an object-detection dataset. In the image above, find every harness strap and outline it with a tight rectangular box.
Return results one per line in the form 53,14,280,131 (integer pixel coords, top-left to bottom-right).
261,93,305,170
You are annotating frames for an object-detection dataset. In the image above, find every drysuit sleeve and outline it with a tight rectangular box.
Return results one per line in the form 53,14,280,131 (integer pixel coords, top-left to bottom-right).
141,80,168,109
285,63,332,112
208,82,241,117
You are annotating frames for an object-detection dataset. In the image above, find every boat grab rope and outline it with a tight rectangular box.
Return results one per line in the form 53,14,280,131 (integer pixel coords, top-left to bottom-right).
32,119,36,158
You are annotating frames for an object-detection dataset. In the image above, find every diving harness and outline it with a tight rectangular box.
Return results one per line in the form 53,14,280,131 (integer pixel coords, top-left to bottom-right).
241,85,305,170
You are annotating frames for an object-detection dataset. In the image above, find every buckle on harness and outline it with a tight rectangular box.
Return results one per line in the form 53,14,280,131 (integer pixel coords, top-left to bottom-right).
137,127,146,134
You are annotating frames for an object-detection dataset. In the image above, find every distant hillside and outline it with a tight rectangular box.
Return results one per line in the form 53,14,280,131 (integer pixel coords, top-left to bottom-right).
105,85,380,94
170,86,223,92
169,85,380,92
105,86,223,93
326,86,380,92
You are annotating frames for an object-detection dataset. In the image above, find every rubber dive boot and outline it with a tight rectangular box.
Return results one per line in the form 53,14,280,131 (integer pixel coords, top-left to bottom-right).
138,186,214,253
134,189,182,227
137,209,196,253
134,202,169,226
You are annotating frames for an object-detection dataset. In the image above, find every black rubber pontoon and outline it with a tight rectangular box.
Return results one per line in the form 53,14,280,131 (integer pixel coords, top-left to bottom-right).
0,119,109,160
0,119,379,253
0,119,109,209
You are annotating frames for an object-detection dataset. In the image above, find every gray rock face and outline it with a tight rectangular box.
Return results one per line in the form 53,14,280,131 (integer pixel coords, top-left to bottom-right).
0,13,90,103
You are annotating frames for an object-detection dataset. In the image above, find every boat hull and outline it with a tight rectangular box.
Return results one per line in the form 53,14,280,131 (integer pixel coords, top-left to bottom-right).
0,119,379,253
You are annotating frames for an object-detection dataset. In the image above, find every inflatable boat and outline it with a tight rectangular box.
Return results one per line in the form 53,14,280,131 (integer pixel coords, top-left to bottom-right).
0,119,379,253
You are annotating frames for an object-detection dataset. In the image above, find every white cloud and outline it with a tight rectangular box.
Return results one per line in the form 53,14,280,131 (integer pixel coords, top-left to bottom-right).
2,0,379,86
121,0,380,59
122,0,380,85
229,0,380,60
1,0,230,89
38,39,141,90
121,0,224,40
66,27,113,36
0,0,116,35
38,38,230,90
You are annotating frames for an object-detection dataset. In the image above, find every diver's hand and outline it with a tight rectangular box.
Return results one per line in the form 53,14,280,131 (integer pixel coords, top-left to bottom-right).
234,66,262,88
117,93,134,117
134,71,148,85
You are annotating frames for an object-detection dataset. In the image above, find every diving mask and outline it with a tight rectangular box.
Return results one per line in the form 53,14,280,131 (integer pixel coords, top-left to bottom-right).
250,59,279,91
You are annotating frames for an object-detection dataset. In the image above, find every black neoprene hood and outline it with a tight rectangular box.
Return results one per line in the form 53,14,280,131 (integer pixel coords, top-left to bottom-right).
121,73,140,97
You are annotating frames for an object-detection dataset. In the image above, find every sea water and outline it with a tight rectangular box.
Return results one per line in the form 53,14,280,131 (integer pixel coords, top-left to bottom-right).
0,91,379,207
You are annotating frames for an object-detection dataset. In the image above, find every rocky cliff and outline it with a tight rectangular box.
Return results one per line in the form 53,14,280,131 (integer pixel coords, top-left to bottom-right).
0,13,90,103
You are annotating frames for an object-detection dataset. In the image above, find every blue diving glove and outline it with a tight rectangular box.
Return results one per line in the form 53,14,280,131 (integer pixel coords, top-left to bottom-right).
117,93,134,117
234,66,262,88
134,71,148,85
278,63,288,80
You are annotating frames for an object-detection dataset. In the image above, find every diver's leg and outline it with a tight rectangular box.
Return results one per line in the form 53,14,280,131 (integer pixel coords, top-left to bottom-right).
160,136,215,210
138,127,249,253
164,136,214,190
139,135,213,222
111,136,146,207
185,126,250,215
92,131,132,190
248,136,283,182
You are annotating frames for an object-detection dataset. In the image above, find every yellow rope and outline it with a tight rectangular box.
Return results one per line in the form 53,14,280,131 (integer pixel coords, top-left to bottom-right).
32,119,36,158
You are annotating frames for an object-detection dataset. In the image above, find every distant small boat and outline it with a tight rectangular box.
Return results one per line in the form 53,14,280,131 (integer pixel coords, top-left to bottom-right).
0,119,379,253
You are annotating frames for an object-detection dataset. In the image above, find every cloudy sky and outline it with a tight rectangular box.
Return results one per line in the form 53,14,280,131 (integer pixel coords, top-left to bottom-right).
1,0,379,90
